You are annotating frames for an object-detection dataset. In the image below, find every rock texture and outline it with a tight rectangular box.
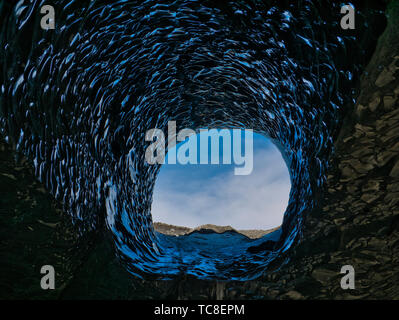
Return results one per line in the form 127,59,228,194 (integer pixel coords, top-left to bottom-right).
1,1,399,299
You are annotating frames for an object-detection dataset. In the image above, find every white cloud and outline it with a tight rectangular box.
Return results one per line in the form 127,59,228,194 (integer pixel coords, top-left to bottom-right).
151,140,291,230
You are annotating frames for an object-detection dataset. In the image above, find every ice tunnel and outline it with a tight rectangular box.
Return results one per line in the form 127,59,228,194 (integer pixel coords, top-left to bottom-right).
0,1,387,280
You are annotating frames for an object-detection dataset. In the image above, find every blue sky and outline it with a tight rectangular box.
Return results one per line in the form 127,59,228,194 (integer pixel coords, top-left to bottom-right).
151,130,291,230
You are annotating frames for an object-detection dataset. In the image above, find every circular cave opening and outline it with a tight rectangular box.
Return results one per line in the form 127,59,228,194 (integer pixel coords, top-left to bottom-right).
119,127,297,281
113,115,324,280
151,129,291,236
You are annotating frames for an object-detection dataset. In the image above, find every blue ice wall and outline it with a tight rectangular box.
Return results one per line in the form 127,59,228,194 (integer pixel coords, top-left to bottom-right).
0,0,386,279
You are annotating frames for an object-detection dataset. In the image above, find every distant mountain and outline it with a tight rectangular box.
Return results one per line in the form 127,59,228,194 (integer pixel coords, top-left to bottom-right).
153,222,280,239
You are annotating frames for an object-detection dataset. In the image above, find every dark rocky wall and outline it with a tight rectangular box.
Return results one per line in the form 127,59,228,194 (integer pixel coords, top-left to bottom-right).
1,0,399,299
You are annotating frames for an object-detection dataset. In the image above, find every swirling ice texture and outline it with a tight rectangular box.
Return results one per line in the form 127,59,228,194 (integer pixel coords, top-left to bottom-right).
0,0,385,279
